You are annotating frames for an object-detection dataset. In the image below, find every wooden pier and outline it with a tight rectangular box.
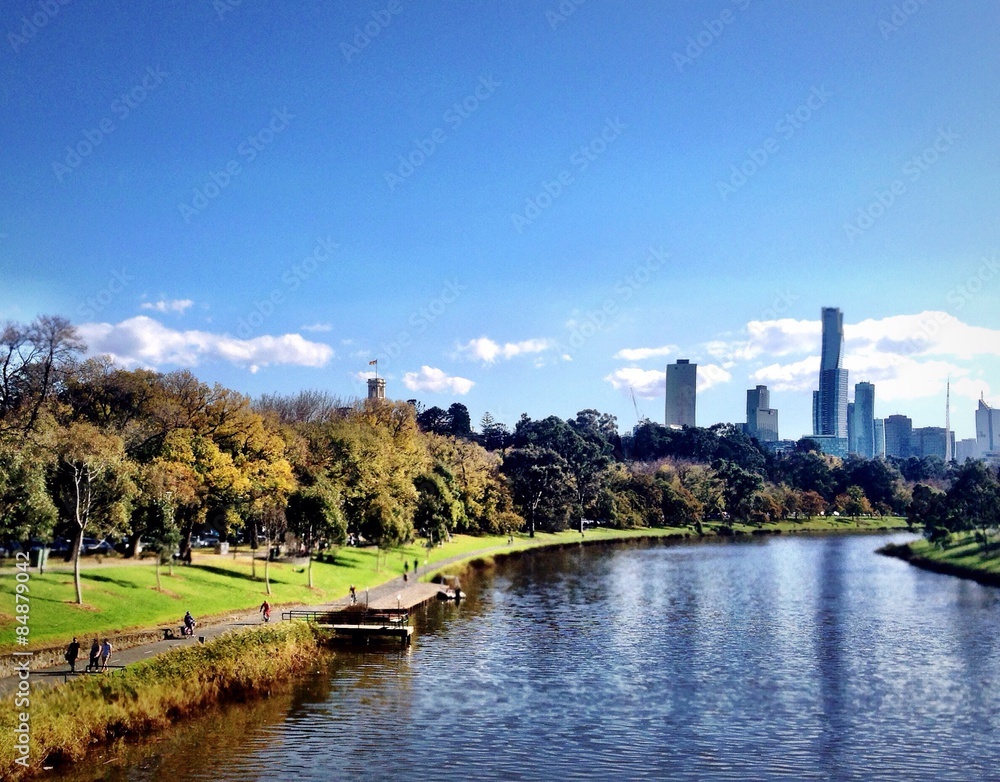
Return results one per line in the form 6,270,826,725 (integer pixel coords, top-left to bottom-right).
282,607,414,645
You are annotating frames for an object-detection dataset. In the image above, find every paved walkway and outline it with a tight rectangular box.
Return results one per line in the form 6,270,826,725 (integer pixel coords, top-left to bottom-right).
0,545,513,699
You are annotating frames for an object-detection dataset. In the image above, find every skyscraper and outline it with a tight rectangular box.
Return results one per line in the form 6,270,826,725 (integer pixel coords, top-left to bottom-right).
813,307,849,439
745,385,778,441
975,396,1000,457
665,359,697,427
851,382,875,458
884,414,912,458
874,418,886,458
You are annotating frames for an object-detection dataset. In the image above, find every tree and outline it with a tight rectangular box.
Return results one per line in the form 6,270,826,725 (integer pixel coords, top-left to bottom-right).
910,483,946,538
413,471,463,546
447,403,472,439
798,490,827,519
0,316,85,437
835,485,873,519
51,422,134,604
713,459,763,522
502,446,575,536
286,478,347,553
479,412,511,452
0,439,57,545
417,406,451,435
943,461,1000,552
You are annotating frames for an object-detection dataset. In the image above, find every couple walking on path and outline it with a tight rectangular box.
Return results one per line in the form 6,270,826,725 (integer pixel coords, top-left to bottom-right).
67,638,112,672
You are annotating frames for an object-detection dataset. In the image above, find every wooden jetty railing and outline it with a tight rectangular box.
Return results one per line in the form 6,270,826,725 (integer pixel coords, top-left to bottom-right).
282,607,413,645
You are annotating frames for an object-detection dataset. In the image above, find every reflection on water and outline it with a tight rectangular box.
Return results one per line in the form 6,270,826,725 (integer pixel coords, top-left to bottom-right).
58,533,1000,782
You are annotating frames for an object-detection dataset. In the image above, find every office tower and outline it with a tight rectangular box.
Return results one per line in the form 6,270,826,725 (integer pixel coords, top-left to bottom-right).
884,414,912,458
814,307,849,439
955,438,977,463
911,427,954,461
746,385,778,442
874,418,886,458
852,382,875,458
975,396,1000,457
847,402,856,453
665,359,697,427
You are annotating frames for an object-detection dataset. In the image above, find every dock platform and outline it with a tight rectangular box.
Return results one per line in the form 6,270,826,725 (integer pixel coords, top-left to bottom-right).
283,607,414,645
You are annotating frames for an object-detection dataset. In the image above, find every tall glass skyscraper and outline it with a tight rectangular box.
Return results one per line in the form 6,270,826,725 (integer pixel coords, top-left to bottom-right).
813,307,849,439
851,381,875,458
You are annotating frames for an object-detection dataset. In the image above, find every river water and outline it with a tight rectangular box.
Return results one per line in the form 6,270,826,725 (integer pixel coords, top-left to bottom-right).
64,533,999,781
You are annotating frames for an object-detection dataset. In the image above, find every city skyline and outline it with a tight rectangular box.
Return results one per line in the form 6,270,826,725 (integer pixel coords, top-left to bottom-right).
2,2,998,440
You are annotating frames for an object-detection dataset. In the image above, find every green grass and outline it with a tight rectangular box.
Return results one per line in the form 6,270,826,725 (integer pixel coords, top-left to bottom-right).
1,518,908,652
0,622,321,779
906,533,1000,576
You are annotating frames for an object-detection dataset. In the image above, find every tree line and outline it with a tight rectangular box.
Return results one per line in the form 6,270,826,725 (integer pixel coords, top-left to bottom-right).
2,316,997,606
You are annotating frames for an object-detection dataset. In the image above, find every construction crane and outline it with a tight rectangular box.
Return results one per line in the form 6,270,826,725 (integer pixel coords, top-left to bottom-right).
630,387,647,424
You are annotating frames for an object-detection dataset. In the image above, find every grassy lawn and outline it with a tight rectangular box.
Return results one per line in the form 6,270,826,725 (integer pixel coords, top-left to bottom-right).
1,519,908,652
906,533,1000,576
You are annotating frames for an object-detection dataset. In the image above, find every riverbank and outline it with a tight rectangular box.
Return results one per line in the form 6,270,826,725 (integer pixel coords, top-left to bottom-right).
0,622,321,779
0,518,910,779
877,534,1000,587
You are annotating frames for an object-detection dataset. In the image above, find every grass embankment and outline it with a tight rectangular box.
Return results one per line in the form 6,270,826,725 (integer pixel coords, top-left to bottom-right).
0,622,320,779
0,540,505,652
879,533,1000,586
2,518,910,653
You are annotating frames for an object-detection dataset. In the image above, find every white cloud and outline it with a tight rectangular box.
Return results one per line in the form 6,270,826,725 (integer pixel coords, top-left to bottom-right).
746,312,1000,404
402,366,475,395
605,361,732,400
697,363,732,391
455,336,554,364
140,298,194,314
613,344,677,361
301,322,333,333
78,316,333,371
604,367,664,399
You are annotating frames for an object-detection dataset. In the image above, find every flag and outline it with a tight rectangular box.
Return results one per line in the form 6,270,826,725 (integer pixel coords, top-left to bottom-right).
368,359,378,366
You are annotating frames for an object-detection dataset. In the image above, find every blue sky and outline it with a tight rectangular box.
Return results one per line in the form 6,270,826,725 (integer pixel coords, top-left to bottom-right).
3,0,998,440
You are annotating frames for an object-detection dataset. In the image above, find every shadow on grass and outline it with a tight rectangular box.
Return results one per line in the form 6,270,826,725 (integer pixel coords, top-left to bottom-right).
187,563,295,587
82,573,144,590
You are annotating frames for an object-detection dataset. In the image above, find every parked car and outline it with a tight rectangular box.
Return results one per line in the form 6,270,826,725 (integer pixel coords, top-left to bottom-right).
82,537,114,554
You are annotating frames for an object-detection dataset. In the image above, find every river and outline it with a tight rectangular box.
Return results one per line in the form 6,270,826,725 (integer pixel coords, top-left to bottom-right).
63,532,999,781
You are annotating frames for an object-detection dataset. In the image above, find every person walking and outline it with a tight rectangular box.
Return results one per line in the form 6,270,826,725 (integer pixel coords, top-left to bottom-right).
88,639,100,672
349,585,356,605
259,599,271,623
65,637,81,673
99,639,113,672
